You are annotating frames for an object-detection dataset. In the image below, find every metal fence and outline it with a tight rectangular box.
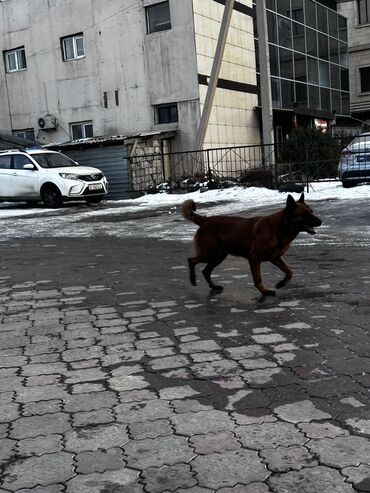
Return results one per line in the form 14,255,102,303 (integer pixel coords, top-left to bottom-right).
130,135,357,193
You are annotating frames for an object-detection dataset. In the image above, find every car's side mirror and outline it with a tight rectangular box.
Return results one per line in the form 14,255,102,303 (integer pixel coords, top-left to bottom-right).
23,164,35,170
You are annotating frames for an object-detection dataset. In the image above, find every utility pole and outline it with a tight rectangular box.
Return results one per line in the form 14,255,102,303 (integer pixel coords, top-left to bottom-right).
194,0,235,150
256,0,275,163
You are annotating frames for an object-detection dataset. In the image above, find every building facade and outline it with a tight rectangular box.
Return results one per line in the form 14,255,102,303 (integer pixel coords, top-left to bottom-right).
255,0,350,143
0,0,259,153
338,0,370,129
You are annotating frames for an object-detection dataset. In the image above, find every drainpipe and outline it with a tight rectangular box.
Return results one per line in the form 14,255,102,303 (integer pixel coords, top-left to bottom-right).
194,0,235,150
162,139,171,182
256,0,275,165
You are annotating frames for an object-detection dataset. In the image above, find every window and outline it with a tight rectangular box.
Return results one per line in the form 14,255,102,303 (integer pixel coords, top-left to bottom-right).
70,121,93,140
13,154,34,170
4,47,26,72
61,34,85,61
358,0,370,24
0,155,11,169
13,129,35,141
360,66,370,92
146,1,171,33
156,103,178,124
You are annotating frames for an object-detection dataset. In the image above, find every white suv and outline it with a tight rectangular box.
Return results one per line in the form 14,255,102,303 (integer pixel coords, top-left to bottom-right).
0,149,108,208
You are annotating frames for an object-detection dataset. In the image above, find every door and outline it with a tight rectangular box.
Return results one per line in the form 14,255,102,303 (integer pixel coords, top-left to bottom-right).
0,154,13,198
11,154,39,198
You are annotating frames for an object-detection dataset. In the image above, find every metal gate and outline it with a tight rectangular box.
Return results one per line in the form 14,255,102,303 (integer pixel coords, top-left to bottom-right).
65,145,131,200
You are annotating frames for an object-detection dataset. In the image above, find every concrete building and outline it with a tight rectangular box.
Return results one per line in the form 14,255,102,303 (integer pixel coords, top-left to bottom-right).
338,0,370,130
0,0,259,154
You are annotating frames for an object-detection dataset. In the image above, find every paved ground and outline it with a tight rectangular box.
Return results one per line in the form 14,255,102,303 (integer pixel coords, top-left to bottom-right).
0,196,370,492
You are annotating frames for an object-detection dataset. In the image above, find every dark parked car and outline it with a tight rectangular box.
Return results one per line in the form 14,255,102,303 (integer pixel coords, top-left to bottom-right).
338,133,370,188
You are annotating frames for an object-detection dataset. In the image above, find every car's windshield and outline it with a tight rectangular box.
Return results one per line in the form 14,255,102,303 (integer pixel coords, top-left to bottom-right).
31,152,77,168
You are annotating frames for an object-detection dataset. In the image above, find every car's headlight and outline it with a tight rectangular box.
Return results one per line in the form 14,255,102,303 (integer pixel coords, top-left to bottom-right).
59,173,79,180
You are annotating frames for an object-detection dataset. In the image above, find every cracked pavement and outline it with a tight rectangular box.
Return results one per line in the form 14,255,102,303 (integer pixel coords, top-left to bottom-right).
0,197,370,492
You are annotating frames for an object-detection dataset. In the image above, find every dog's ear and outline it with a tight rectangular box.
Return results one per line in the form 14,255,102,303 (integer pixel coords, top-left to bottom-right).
286,194,297,212
298,192,305,203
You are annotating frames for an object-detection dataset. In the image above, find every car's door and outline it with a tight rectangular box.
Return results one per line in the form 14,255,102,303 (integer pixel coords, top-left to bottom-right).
0,154,13,198
11,154,39,198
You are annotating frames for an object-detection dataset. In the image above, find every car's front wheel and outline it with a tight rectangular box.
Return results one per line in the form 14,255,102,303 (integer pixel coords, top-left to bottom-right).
41,184,63,208
342,181,356,189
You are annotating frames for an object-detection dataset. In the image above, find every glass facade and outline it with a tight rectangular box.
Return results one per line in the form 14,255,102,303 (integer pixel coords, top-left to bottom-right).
255,0,350,116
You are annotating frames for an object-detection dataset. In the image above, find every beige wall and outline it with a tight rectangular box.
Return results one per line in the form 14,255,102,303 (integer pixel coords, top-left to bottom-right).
193,0,260,149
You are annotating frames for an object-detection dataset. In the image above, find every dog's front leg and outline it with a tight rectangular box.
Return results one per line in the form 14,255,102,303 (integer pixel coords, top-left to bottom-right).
271,257,293,289
249,259,275,296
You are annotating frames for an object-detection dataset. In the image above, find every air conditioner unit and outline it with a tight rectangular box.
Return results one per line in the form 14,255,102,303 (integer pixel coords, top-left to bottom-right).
38,114,57,130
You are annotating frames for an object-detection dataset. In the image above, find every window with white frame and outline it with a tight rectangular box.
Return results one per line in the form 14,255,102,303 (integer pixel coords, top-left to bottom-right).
61,33,85,61
146,1,171,33
13,129,35,141
4,46,27,72
70,121,93,140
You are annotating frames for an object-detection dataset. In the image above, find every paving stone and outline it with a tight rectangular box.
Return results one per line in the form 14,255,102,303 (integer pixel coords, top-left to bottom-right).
142,463,197,493
10,412,71,439
22,400,62,416
0,438,15,464
191,351,223,363
159,385,199,400
0,403,20,423
21,363,67,377
172,410,235,436
298,421,349,439
342,464,370,491
16,384,68,403
346,417,370,435
180,340,220,353
118,389,157,402
0,423,9,438
149,355,190,370
64,423,129,452
25,375,61,387
190,431,241,454
235,422,306,450
63,391,117,412
240,358,277,370
218,485,271,493
269,465,354,493
128,418,173,440
65,469,141,493
172,399,213,413
307,436,370,468
261,445,317,472
17,435,63,456
191,360,241,378
64,367,107,384
1,452,75,491
232,414,277,426
76,448,125,473
226,345,266,360
274,400,332,423
192,449,267,489
71,383,106,393
109,374,150,392
62,346,104,362
14,485,64,493
115,399,173,424
124,435,194,469
72,408,115,427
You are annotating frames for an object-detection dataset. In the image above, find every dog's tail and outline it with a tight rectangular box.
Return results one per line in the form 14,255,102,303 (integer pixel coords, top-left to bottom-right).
181,199,205,226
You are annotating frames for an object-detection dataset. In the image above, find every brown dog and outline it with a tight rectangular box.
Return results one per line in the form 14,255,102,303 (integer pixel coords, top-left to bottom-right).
181,193,322,296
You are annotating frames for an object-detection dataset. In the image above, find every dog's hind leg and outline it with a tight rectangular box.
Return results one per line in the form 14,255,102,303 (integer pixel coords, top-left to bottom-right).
188,256,202,286
202,253,227,292
271,257,293,289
